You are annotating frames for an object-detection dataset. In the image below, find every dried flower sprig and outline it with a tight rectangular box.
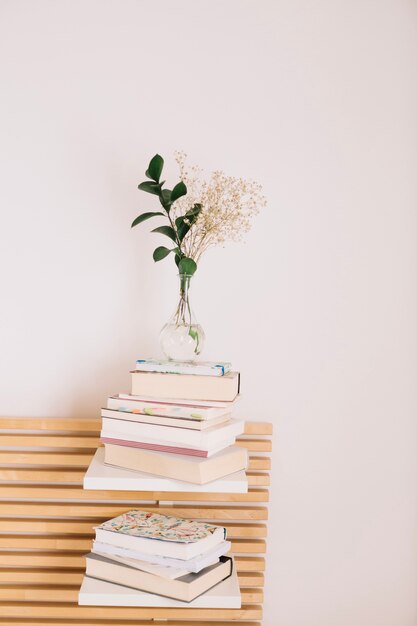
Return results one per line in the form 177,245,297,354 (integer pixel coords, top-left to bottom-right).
131,153,266,275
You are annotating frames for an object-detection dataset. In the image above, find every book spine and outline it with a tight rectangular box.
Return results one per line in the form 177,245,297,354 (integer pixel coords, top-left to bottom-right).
101,437,210,457
135,360,230,376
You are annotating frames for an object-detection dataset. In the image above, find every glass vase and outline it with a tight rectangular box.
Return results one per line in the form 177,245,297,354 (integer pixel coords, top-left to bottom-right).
159,274,205,362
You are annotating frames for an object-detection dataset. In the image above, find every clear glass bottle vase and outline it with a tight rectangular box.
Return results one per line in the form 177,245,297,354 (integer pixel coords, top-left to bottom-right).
159,274,205,362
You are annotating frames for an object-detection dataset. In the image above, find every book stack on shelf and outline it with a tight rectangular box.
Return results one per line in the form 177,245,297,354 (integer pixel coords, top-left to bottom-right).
84,358,248,493
79,509,241,608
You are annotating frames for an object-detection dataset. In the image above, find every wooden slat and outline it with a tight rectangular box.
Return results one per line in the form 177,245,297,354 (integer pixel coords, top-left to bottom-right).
249,456,271,470
0,452,92,467
0,603,263,619
0,452,270,471
0,585,263,603
0,484,269,502
0,418,100,431
236,439,272,452
248,472,270,486
0,468,86,482
0,434,271,453
0,417,272,436
0,519,267,538
0,622,262,626
0,569,264,587
0,502,268,520
0,536,266,553
0,435,100,448
0,468,270,486
0,553,265,571
0,621,261,626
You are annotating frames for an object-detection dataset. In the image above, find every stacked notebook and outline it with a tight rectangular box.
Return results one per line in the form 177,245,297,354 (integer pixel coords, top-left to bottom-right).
85,358,247,490
79,509,240,607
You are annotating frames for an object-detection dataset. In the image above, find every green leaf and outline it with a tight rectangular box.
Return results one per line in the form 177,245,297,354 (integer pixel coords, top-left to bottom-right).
171,181,187,202
131,211,165,228
145,154,164,182
175,253,181,267
189,327,198,340
151,225,178,243
138,181,161,195
175,216,190,242
178,256,197,276
159,188,173,212
185,203,202,221
153,246,172,262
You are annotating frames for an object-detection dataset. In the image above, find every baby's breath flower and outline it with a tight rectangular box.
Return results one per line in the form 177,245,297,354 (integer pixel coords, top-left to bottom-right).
171,152,266,261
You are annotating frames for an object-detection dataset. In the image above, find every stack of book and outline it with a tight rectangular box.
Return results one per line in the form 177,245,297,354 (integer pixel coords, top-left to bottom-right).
85,359,247,491
79,509,240,607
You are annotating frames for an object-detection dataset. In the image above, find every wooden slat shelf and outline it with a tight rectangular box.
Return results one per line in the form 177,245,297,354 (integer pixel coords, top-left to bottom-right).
0,569,265,587
0,585,264,604
0,602,264,619
0,621,262,626
0,519,268,538
0,553,265,570
0,452,270,470
0,484,269,502
0,435,270,452
0,417,272,624
0,468,270,486
0,536,266,553
1,618,261,626
0,417,272,435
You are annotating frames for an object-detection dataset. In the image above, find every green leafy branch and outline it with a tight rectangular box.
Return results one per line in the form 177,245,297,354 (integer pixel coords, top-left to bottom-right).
131,154,201,276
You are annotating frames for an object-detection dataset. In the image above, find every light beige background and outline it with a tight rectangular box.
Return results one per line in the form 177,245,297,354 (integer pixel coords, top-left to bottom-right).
1,1,417,624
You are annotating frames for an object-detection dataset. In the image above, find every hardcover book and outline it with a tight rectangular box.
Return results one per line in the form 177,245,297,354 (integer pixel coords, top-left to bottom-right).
135,359,232,377
92,539,231,573
100,436,235,458
85,553,233,602
102,444,248,485
111,393,237,411
78,559,241,608
94,509,226,560
100,417,244,448
101,407,231,430
131,371,240,402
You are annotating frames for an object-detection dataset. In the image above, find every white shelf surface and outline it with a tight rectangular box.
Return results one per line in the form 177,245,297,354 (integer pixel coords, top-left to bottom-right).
84,448,248,493
78,562,241,608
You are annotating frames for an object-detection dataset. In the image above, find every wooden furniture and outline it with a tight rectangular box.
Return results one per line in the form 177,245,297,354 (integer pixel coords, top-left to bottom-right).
0,416,272,625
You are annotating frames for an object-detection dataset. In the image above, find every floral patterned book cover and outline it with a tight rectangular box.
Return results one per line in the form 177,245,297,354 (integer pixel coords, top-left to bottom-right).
135,359,232,377
96,510,226,544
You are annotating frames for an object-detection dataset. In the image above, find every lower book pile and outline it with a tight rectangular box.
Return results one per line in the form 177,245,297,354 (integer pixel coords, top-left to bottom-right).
78,509,241,608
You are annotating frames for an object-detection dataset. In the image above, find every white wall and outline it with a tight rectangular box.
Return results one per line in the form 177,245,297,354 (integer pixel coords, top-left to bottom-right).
1,1,417,624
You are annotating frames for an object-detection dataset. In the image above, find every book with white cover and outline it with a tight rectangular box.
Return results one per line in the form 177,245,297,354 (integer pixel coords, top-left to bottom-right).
101,408,231,430
95,522,225,561
136,359,232,377
92,551,189,579
101,417,244,448
104,443,248,484
92,540,231,573
78,560,241,608
84,448,248,493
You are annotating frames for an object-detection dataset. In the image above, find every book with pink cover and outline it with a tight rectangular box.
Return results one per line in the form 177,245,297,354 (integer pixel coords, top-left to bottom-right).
100,437,233,458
